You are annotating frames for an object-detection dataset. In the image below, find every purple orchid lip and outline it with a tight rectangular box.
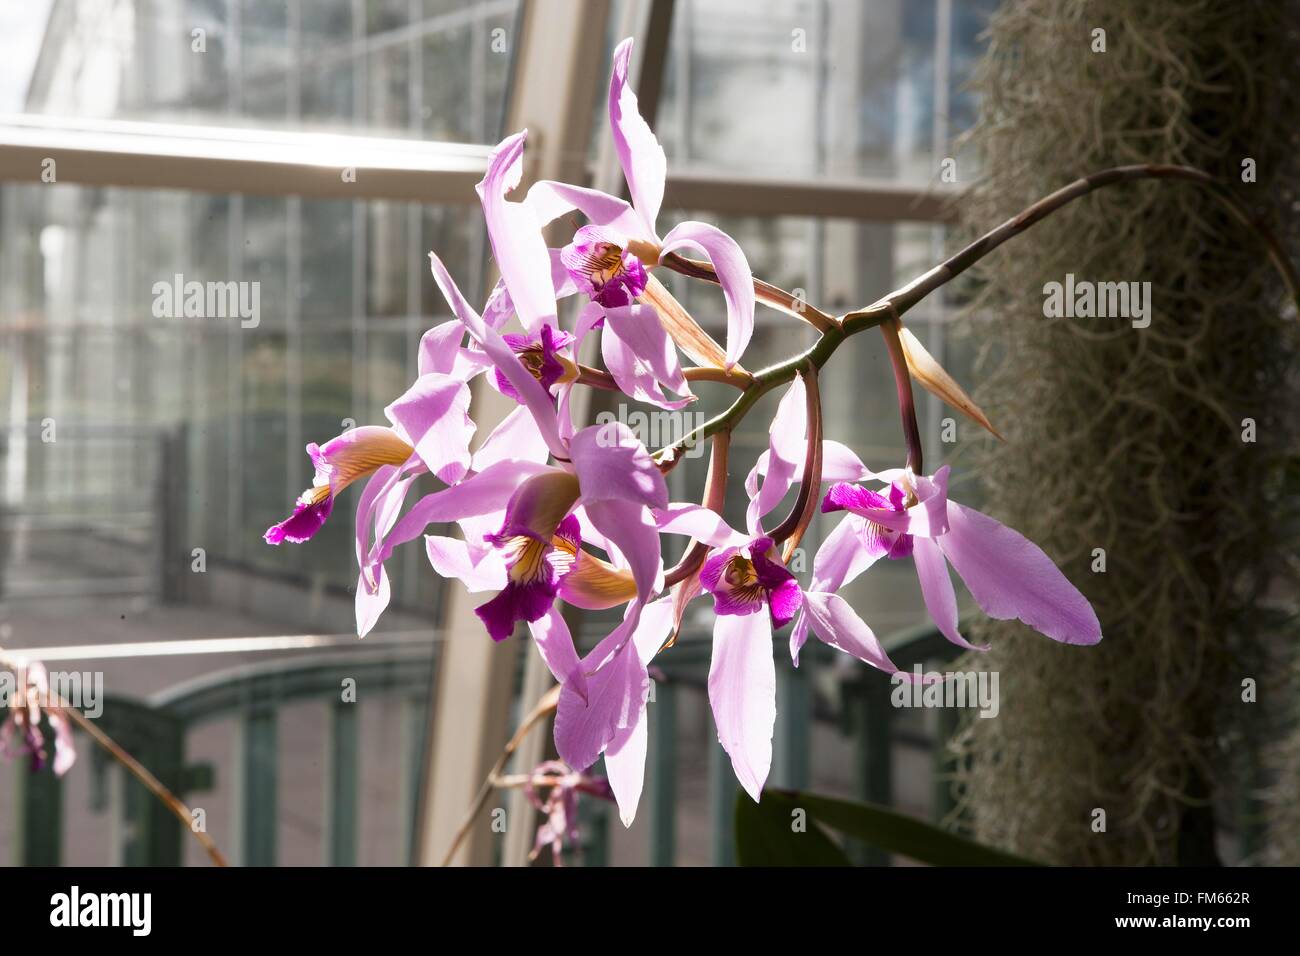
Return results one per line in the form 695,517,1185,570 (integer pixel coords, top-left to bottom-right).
821,480,914,560
560,225,649,308
496,324,578,402
264,488,334,545
266,426,416,546
475,513,582,642
700,535,804,629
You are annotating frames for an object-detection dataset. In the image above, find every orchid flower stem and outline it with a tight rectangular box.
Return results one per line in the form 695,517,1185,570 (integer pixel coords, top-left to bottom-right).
492,772,614,800
880,317,924,475
682,366,752,390
652,163,1299,466
438,684,561,867
653,318,863,471
663,433,730,588
771,365,823,553
575,365,620,390
54,701,229,867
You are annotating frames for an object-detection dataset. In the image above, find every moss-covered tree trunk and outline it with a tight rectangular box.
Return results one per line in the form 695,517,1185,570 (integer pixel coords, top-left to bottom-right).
953,0,1299,865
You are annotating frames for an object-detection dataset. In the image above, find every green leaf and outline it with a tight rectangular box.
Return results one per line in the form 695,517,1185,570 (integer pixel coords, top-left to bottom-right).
770,789,1043,867
734,790,852,867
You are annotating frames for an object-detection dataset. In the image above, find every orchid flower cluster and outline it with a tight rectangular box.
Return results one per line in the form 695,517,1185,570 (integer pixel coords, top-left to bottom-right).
265,39,1101,827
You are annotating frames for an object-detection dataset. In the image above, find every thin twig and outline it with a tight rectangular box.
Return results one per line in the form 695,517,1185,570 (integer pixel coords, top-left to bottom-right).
55,703,229,867
438,683,561,867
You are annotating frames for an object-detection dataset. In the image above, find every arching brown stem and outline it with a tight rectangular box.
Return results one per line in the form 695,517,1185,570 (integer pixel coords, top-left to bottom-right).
770,366,823,555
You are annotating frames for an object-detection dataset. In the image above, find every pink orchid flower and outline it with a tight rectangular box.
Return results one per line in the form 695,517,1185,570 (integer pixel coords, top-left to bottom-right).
741,378,923,674
647,382,829,802
2,661,76,776
653,494,913,803
523,38,756,377
523,760,615,867
813,466,1103,654
261,343,481,637
351,134,672,690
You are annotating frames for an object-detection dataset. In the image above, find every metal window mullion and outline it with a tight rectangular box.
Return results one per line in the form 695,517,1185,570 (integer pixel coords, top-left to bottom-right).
238,706,279,867
325,697,360,866
226,196,244,561
646,679,677,866
709,738,737,866
925,0,953,465
286,197,303,510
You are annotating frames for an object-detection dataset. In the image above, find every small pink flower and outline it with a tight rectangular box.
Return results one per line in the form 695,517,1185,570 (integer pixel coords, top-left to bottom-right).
1,662,76,776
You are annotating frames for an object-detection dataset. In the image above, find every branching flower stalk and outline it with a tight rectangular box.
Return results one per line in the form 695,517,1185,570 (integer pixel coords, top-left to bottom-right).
56,705,229,867
650,163,1300,473
453,156,1300,837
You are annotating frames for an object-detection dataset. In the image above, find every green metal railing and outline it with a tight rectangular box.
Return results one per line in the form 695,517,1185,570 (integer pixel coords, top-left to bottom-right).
12,615,1267,866
11,621,976,867
11,647,434,866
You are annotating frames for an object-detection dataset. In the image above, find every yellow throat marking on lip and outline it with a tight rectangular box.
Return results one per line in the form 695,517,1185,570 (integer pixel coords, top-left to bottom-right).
722,553,764,605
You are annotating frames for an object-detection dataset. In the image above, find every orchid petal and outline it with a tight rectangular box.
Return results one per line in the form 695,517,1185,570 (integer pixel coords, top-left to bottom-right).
790,612,812,666
801,591,909,677
569,421,669,511
493,470,581,540
417,320,467,376
384,373,474,484
603,712,648,828
601,304,695,410
699,546,767,617
355,566,390,638
810,513,882,594
938,500,1103,645
429,251,566,459
528,605,588,701
602,597,674,826
50,714,76,776
659,221,755,369
472,404,552,471
354,464,400,571
475,131,558,333
523,180,643,236
424,535,506,592
608,38,666,237
375,459,553,567
572,300,606,348
908,466,951,538
553,607,648,771
558,551,638,609
653,503,747,549
913,535,989,651
820,441,879,483
708,610,775,801
583,498,663,603
746,377,806,533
